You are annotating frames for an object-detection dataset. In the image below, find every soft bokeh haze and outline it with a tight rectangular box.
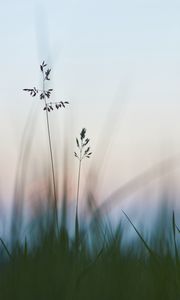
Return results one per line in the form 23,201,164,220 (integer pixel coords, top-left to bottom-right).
1,0,180,211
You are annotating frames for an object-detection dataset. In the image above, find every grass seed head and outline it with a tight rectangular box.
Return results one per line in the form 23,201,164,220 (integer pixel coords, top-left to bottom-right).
23,61,69,112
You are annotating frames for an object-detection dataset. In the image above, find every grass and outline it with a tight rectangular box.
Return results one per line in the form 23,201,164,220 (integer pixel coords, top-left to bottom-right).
0,61,179,299
0,206,180,300
23,61,69,231
74,128,92,252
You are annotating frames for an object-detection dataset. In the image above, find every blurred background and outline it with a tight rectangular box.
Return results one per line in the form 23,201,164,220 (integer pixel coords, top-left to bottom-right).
1,0,180,234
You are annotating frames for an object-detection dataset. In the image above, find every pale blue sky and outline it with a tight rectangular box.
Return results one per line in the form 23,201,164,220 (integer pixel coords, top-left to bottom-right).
1,0,180,204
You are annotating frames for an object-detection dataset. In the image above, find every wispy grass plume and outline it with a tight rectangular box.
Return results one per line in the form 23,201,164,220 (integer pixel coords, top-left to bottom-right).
74,128,92,250
23,61,69,231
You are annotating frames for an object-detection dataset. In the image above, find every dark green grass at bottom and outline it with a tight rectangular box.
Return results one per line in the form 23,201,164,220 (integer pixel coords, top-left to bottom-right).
0,229,180,300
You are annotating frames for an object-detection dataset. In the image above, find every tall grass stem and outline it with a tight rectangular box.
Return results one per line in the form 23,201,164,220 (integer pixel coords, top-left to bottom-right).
42,73,58,232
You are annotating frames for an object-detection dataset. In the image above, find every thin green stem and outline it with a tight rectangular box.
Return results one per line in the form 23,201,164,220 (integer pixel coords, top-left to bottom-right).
75,144,82,249
42,73,58,232
76,160,82,221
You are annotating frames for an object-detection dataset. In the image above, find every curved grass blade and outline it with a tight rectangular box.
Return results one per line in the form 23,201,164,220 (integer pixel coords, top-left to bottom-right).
122,210,159,263
0,238,12,260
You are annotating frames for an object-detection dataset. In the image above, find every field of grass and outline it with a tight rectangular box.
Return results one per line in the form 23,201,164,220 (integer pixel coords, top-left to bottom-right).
0,206,180,300
0,61,180,300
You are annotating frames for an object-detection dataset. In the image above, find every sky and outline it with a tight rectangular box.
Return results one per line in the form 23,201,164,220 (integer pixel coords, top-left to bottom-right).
1,0,180,213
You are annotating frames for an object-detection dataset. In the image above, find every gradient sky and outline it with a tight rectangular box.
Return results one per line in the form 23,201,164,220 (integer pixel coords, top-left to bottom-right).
1,0,180,208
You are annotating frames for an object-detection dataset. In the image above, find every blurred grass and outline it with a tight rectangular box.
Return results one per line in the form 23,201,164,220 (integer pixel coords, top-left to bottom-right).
1,146,180,299
0,203,180,300
1,97,180,299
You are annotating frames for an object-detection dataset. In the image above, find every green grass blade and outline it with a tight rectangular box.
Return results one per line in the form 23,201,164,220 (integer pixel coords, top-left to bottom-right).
122,210,159,262
0,238,12,260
